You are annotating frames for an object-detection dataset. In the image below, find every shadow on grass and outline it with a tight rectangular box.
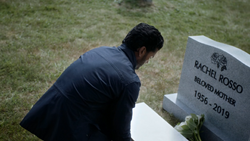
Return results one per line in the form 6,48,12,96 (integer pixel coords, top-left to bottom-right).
119,0,152,7
115,0,154,18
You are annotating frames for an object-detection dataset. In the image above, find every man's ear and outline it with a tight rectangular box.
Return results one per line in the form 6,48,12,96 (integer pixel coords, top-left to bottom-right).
137,46,147,57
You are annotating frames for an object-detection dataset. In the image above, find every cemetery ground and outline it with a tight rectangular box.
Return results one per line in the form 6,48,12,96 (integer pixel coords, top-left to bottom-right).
0,0,249,140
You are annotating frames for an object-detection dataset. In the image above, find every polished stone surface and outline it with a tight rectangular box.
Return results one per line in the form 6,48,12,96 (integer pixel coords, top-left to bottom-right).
131,102,188,141
163,36,250,141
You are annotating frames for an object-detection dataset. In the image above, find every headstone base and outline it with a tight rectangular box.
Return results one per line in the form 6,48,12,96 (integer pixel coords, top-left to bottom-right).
131,102,188,141
163,94,223,141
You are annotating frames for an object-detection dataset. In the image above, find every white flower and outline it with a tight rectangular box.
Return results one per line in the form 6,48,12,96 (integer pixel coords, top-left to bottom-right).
174,121,187,132
185,115,192,122
197,115,202,125
174,114,205,141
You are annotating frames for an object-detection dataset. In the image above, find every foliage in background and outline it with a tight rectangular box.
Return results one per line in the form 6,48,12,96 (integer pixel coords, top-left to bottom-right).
0,0,249,140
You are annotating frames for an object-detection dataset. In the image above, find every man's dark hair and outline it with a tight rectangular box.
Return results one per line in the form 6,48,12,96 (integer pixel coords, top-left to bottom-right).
122,23,164,52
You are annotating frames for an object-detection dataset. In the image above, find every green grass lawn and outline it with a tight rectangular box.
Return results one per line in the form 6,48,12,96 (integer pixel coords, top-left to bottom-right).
0,0,249,140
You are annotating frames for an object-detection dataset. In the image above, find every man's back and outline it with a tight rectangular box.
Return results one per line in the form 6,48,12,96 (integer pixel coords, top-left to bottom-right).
55,46,139,109
20,45,140,141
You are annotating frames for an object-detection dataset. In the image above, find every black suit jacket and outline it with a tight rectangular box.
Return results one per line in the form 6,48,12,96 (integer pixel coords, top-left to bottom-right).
20,44,141,141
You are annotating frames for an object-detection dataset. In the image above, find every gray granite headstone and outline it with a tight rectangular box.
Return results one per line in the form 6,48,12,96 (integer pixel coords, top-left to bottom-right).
163,36,250,141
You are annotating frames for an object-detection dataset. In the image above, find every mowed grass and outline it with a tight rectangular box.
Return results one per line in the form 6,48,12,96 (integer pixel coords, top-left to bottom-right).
0,0,249,140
